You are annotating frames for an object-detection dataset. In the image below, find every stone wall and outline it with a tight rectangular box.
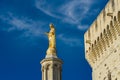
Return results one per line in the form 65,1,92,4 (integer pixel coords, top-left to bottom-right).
84,0,120,80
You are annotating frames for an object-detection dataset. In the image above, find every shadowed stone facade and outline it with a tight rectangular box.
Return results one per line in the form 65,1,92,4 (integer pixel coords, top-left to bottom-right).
84,0,120,80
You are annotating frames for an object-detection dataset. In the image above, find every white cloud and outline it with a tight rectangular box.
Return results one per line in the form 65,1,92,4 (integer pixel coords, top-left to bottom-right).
58,34,82,47
0,13,46,38
35,0,97,30
78,25,89,30
59,0,90,24
0,13,83,46
35,0,62,19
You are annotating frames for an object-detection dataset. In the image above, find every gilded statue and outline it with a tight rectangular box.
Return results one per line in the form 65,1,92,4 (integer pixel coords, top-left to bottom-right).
45,23,56,55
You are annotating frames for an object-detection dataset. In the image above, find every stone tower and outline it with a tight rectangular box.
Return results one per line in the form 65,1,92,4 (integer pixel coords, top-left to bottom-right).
40,24,63,80
84,0,120,80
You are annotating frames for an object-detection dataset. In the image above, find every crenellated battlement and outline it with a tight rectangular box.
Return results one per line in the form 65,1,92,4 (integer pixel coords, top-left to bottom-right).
84,0,120,67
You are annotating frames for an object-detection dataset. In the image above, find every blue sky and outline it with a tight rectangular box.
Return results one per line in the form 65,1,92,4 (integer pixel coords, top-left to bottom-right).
0,0,108,80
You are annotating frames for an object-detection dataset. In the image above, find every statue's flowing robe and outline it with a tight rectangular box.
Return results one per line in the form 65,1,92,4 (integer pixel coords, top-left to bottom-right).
48,28,56,49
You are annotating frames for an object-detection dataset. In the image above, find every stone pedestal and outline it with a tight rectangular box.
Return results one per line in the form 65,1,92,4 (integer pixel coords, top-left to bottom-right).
41,58,63,80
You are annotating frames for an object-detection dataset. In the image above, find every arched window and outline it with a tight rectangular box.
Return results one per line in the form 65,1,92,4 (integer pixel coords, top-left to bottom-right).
110,21,117,40
99,33,103,53
91,44,94,56
117,11,120,36
114,16,120,35
95,20,98,31
88,30,91,39
47,64,51,80
114,16,117,22
54,64,58,80
94,40,100,58
97,37,102,56
89,52,95,63
100,33,106,51
89,47,91,51
92,44,97,60
103,9,106,21
118,11,120,22
103,29,109,48
112,0,115,11
108,71,111,80
107,25,113,44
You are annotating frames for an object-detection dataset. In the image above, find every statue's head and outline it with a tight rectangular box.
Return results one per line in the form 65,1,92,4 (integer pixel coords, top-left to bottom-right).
49,23,54,29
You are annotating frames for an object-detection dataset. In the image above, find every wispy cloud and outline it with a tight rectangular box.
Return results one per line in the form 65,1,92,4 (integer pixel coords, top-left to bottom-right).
0,12,83,47
0,0,100,47
58,34,83,47
35,0,98,30
59,0,90,23
0,13,46,38
78,24,89,30
35,0,62,19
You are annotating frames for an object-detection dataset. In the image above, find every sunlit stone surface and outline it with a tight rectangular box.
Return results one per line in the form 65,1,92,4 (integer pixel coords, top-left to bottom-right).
84,0,120,80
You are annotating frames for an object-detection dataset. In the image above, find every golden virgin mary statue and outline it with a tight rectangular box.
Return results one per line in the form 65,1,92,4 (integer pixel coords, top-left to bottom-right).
45,23,56,56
